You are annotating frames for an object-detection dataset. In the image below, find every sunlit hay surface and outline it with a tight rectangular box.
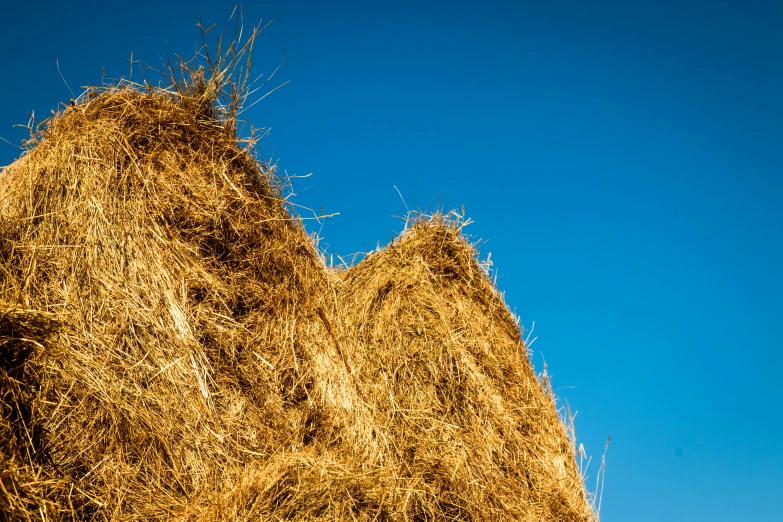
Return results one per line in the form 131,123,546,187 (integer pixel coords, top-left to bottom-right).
336,216,595,521
0,85,363,520
0,84,596,520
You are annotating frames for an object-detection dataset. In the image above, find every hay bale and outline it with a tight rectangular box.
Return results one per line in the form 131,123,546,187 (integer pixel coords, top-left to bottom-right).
0,86,362,519
336,216,595,521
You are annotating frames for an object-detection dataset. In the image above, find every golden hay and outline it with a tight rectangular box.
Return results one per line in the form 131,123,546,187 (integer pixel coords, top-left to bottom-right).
0,86,361,520
0,302,63,519
0,59,596,521
335,217,594,521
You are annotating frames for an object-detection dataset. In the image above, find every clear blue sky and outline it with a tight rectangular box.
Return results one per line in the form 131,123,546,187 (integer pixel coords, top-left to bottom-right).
2,1,782,520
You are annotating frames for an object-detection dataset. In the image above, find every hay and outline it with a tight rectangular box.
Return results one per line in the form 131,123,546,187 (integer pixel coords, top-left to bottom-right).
335,216,594,521
0,33,596,521
0,300,64,521
0,83,363,519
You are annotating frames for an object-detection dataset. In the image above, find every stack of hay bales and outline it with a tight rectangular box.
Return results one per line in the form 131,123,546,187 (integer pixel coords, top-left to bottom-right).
0,69,595,520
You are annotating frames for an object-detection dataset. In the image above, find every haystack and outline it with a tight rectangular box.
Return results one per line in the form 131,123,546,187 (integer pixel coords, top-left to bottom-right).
335,217,595,521
0,80,367,519
0,36,595,522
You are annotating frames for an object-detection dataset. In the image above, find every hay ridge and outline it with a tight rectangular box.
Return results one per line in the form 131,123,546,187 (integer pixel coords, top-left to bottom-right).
0,28,597,521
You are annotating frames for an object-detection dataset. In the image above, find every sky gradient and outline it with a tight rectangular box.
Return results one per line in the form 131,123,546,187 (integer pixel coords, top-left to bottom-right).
2,1,782,520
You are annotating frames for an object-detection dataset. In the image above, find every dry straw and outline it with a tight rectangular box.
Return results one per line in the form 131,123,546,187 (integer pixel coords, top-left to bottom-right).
0,15,597,522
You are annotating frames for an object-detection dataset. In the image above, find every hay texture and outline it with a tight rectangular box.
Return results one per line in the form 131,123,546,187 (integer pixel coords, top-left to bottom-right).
0,67,595,520
0,85,362,520
336,218,593,520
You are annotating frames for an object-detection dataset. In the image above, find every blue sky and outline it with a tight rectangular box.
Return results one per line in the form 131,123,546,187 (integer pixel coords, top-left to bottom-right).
2,1,782,520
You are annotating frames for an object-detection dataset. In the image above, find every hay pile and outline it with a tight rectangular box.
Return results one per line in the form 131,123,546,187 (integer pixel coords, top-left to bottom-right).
0,55,595,521
0,84,365,520
335,218,593,520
